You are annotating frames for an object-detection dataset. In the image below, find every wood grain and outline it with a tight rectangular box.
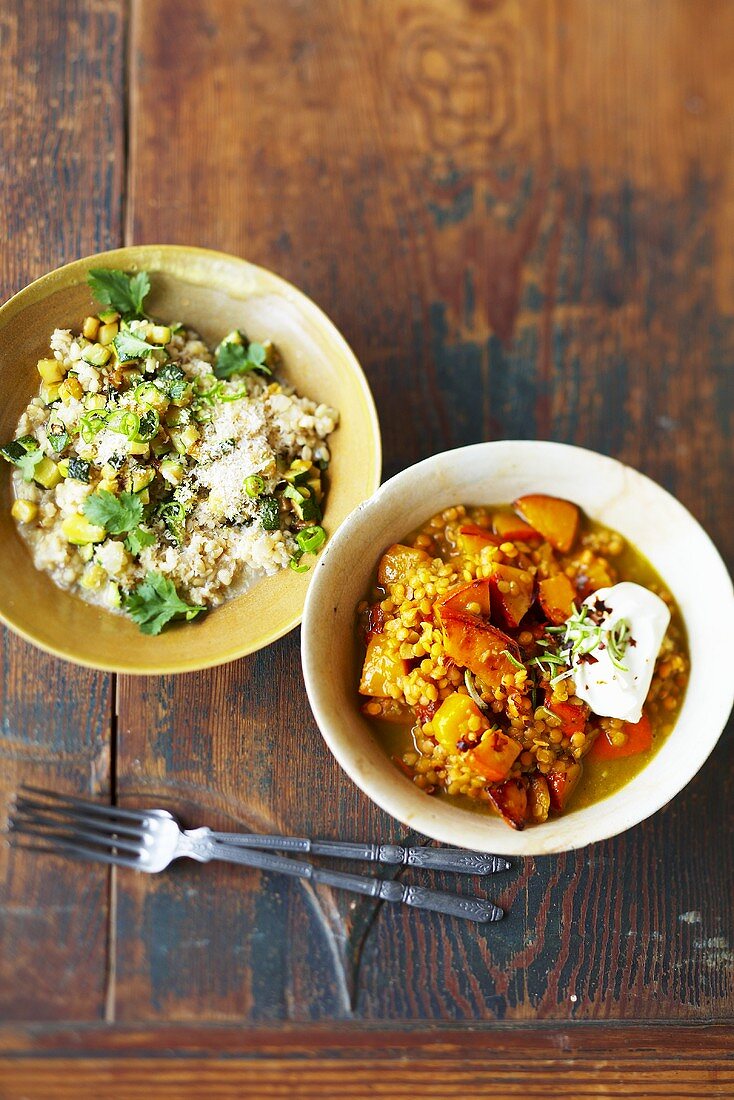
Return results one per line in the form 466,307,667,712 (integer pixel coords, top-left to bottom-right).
117,0,734,1026
0,1023,732,1098
0,0,123,1020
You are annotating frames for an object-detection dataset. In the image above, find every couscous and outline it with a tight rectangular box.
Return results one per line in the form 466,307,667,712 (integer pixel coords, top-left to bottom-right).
357,494,688,829
2,268,338,633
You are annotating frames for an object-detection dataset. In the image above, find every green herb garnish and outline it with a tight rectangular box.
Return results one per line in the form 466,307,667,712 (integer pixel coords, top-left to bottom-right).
87,269,151,318
464,669,489,711
113,329,158,363
124,525,156,556
124,571,205,635
157,363,189,401
47,426,69,453
137,408,160,441
214,333,271,380
83,489,143,534
501,648,525,672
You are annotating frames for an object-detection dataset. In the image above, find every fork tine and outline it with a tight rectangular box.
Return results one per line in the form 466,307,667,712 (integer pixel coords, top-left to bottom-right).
8,830,142,870
19,786,152,823
13,800,147,839
10,818,145,857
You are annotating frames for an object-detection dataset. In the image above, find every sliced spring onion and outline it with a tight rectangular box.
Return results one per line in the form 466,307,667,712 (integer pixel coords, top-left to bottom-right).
244,474,265,498
501,648,525,671
464,669,489,711
108,409,141,439
296,525,326,554
78,410,109,442
289,557,310,573
134,381,164,406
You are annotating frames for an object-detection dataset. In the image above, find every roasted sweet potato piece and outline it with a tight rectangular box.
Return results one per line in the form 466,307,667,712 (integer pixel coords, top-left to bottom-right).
435,578,491,618
377,544,431,586
512,494,580,553
468,729,523,782
493,513,539,541
487,776,530,830
359,635,408,697
546,698,588,737
438,610,522,689
528,775,551,823
589,714,653,760
574,557,614,598
546,760,583,813
538,573,576,624
457,524,502,556
432,692,488,752
488,563,535,628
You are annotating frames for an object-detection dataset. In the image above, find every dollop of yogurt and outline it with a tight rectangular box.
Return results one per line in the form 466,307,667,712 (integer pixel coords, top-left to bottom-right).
571,581,670,723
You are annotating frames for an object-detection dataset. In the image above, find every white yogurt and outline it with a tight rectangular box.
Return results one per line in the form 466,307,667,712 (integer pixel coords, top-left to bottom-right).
571,581,670,723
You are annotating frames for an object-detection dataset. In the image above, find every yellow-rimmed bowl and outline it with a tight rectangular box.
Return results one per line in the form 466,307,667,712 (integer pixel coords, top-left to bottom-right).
0,246,381,673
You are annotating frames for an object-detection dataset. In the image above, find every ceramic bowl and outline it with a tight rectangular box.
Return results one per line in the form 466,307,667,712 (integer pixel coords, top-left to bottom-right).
302,440,733,855
0,245,381,674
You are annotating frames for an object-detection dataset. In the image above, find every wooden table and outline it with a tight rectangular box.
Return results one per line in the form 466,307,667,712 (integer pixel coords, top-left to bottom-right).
0,2,732,1096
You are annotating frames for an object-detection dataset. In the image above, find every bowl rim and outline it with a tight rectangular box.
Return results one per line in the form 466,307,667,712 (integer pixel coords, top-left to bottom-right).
0,244,382,674
301,439,734,854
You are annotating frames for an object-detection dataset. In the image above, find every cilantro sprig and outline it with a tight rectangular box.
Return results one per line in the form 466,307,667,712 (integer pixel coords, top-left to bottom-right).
214,332,271,380
125,526,156,556
113,329,159,363
83,489,143,535
124,571,205,635
87,269,151,317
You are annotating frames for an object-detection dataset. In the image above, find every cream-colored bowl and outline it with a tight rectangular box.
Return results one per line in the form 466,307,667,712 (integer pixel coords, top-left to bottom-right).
0,246,381,673
302,441,733,855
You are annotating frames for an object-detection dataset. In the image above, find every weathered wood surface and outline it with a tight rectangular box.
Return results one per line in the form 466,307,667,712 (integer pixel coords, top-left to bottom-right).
1,1023,733,1098
0,0,733,1087
0,0,123,1020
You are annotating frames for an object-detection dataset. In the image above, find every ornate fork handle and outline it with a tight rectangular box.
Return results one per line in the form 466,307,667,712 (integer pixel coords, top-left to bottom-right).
208,831,509,876
186,832,501,923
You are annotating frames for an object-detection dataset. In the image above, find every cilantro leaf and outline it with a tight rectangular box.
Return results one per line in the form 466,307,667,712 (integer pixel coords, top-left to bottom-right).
87,269,151,317
156,362,190,400
83,489,143,534
214,338,271,380
124,571,205,635
125,525,156,556
113,329,159,362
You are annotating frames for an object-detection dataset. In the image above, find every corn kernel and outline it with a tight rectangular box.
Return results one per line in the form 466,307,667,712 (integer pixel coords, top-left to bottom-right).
11,499,38,523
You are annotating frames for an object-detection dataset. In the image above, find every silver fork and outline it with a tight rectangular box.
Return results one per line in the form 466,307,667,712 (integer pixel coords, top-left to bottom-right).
8,788,503,923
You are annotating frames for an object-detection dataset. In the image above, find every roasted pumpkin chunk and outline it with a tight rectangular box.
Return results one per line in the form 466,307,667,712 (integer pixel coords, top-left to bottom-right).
435,578,491,618
546,760,583,812
493,513,539,541
359,635,408,697
457,523,501,557
438,610,521,689
487,777,530,830
528,775,551,823
512,494,579,553
546,698,588,737
377,544,431,587
538,573,576,624
432,692,488,752
468,728,522,782
488,563,535,628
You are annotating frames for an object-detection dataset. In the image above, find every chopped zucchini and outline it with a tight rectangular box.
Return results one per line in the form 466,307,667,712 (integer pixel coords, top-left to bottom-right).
37,358,64,383
40,382,61,405
259,495,280,531
148,325,172,345
98,309,120,324
169,424,199,455
159,457,185,486
62,513,106,545
82,316,100,340
81,343,111,366
66,457,91,482
98,322,119,346
33,457,61,489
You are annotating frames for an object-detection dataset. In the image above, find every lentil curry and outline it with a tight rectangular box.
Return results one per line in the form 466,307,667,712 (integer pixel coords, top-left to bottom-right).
357,494,688,829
